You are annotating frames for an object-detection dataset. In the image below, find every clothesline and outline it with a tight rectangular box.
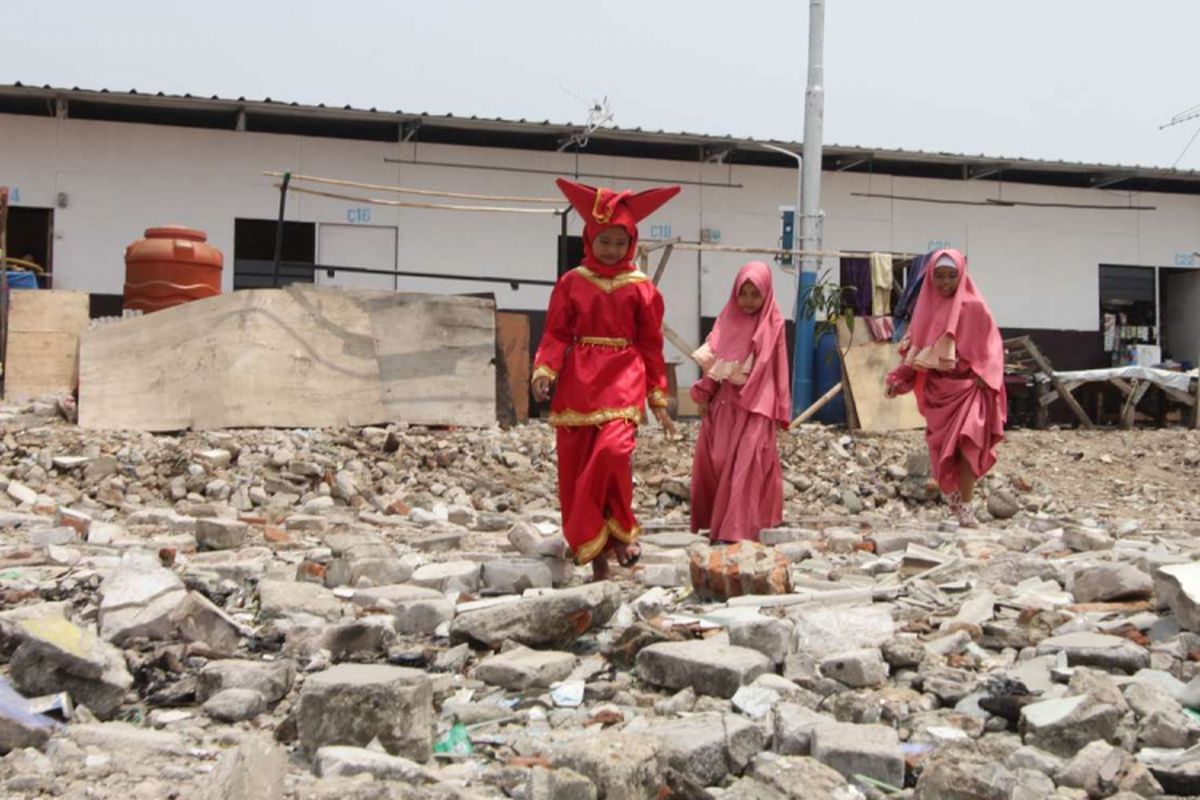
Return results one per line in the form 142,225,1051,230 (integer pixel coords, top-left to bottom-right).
275,184,562,215
263,171,563,205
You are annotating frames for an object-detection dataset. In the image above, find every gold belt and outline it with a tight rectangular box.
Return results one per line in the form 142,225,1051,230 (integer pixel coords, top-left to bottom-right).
577,336,630,348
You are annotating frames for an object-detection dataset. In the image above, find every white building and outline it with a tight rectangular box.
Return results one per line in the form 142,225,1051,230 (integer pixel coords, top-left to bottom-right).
3,82,1199,393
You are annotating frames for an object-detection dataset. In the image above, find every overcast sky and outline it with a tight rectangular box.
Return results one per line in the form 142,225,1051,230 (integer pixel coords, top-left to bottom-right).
5,1,1199,169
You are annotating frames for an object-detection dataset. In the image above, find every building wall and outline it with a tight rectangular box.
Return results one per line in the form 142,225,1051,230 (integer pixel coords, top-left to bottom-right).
3,112,1199,382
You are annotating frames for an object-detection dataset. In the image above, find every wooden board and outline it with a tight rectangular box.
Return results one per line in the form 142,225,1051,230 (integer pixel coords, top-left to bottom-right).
496,312,530,424
5,290,90,399
79,286,496,431
841,342,925,433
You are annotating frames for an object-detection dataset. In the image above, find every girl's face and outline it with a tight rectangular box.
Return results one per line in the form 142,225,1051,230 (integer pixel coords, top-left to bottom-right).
932,266,961,297
591,226,631,266
737,279,765,314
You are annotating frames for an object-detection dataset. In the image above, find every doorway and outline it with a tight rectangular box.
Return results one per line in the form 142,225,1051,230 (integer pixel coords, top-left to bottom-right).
5,207,53,288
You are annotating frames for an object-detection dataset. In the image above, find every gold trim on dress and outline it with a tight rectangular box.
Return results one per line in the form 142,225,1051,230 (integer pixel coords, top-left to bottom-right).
549,406,641,427
573,266,649,294
574,517,642,564
578,336,630,348
532,364,558,382
647,388,669,408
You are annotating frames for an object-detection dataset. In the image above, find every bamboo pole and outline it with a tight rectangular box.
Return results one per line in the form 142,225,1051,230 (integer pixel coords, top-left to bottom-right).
277,184,561,215
669,242,921,260
263,171,562,204
789,381,843,429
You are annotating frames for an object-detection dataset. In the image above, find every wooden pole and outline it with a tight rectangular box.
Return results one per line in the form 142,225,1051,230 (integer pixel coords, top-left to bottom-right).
789,381,842,429
651,243,677,286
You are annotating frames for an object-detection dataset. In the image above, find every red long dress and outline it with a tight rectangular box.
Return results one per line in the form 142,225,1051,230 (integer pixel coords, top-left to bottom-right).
533,266,669,564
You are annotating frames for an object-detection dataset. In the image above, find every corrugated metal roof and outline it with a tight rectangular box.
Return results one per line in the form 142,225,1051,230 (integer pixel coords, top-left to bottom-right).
3,81,1199,187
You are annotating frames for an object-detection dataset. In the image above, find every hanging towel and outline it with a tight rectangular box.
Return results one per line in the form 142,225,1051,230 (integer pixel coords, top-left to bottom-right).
870,252,894,316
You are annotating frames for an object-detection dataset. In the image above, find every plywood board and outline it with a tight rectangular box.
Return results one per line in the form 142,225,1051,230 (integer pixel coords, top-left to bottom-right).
5,290,90,399
496,312,530,423
79,286,496,431
841,342,925,433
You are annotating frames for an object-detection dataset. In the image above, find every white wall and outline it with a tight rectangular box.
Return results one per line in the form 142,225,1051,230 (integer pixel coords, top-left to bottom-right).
4,112,1200,379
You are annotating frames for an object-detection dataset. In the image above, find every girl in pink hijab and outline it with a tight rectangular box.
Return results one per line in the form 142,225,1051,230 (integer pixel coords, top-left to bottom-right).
886,249,1006,527
690,262,792,542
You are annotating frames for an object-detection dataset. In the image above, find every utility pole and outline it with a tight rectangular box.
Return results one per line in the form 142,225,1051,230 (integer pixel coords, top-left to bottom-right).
793,0,826,414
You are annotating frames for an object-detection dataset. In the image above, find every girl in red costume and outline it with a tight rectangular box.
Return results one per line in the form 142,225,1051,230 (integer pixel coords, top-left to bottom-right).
532,178,680,581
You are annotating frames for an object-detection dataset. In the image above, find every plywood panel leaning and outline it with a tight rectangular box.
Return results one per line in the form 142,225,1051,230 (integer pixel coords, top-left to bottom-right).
5,290,90,399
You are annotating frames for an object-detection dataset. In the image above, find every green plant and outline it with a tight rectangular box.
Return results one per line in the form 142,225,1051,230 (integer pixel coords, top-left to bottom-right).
801,269,858,362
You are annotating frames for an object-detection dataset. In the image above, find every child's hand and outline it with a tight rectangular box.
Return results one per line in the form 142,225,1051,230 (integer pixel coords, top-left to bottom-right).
532,376,553,403
652,407,677,439
884,382,897,399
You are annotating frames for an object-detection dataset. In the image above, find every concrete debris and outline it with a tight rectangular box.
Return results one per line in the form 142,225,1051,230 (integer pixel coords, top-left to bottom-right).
2,409,1200,797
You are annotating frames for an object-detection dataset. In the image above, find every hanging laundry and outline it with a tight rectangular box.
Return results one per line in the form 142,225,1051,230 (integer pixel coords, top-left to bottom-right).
870,252,894,316
864,315,896,342
839,258,873,316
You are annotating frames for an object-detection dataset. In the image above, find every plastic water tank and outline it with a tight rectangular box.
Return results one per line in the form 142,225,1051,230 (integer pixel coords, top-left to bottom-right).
124,225,222,313
813,329,847,424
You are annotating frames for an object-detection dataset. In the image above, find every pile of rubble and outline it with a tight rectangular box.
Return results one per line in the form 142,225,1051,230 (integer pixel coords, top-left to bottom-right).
2,398,1200,799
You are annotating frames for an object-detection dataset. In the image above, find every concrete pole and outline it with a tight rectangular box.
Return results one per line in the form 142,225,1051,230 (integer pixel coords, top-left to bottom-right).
794,0,826,414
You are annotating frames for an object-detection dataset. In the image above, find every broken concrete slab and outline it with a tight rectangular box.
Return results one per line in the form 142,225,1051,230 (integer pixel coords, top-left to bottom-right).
8,615,134,720
475,647,577,690
1072,563,1154,603
811,721,905,788
481,558,553,595
636,639,773,698
167,591,246,653
545,730,664,800
350,584,454,635
410,560,482,594
645,712,765,786
1155,562,1200,632
789,604,895,661
450,582,621,649
727,614,796,665
199,734,286,800
258,579,343,622
195,518,249,551
1035,631,1150,673
313,746,427,782
97,553,188,643
820,647,889,688
197,659,295,704
295,663,433,761
1020,695,1123,758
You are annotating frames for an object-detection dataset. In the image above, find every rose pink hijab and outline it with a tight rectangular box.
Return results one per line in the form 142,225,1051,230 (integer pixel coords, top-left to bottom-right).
693,261,792,425
904,248,1004,391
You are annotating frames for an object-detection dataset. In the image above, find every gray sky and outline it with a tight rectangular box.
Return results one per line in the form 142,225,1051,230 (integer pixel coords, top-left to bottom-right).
6,0,1200,169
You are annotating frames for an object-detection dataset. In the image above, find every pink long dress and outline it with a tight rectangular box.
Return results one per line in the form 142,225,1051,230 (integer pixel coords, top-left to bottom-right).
690,262,791,543
886,249,1006,493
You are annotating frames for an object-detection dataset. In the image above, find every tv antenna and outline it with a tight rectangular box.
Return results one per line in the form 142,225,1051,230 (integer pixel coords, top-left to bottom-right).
559,87,614,150
1161,103,1200,168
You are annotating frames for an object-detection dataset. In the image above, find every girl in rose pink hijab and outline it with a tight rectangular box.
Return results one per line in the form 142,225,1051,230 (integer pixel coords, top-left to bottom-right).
886,249,1006,527
690,262,792,542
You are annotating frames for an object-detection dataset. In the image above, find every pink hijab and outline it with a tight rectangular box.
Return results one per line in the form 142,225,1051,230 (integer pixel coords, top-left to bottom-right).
904,249,1004,391
693,262,792,426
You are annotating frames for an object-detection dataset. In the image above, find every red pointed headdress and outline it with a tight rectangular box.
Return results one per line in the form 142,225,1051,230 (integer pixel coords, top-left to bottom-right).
556,178,680,273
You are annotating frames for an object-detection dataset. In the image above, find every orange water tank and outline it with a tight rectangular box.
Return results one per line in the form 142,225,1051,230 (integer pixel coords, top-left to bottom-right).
124,225,223,313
